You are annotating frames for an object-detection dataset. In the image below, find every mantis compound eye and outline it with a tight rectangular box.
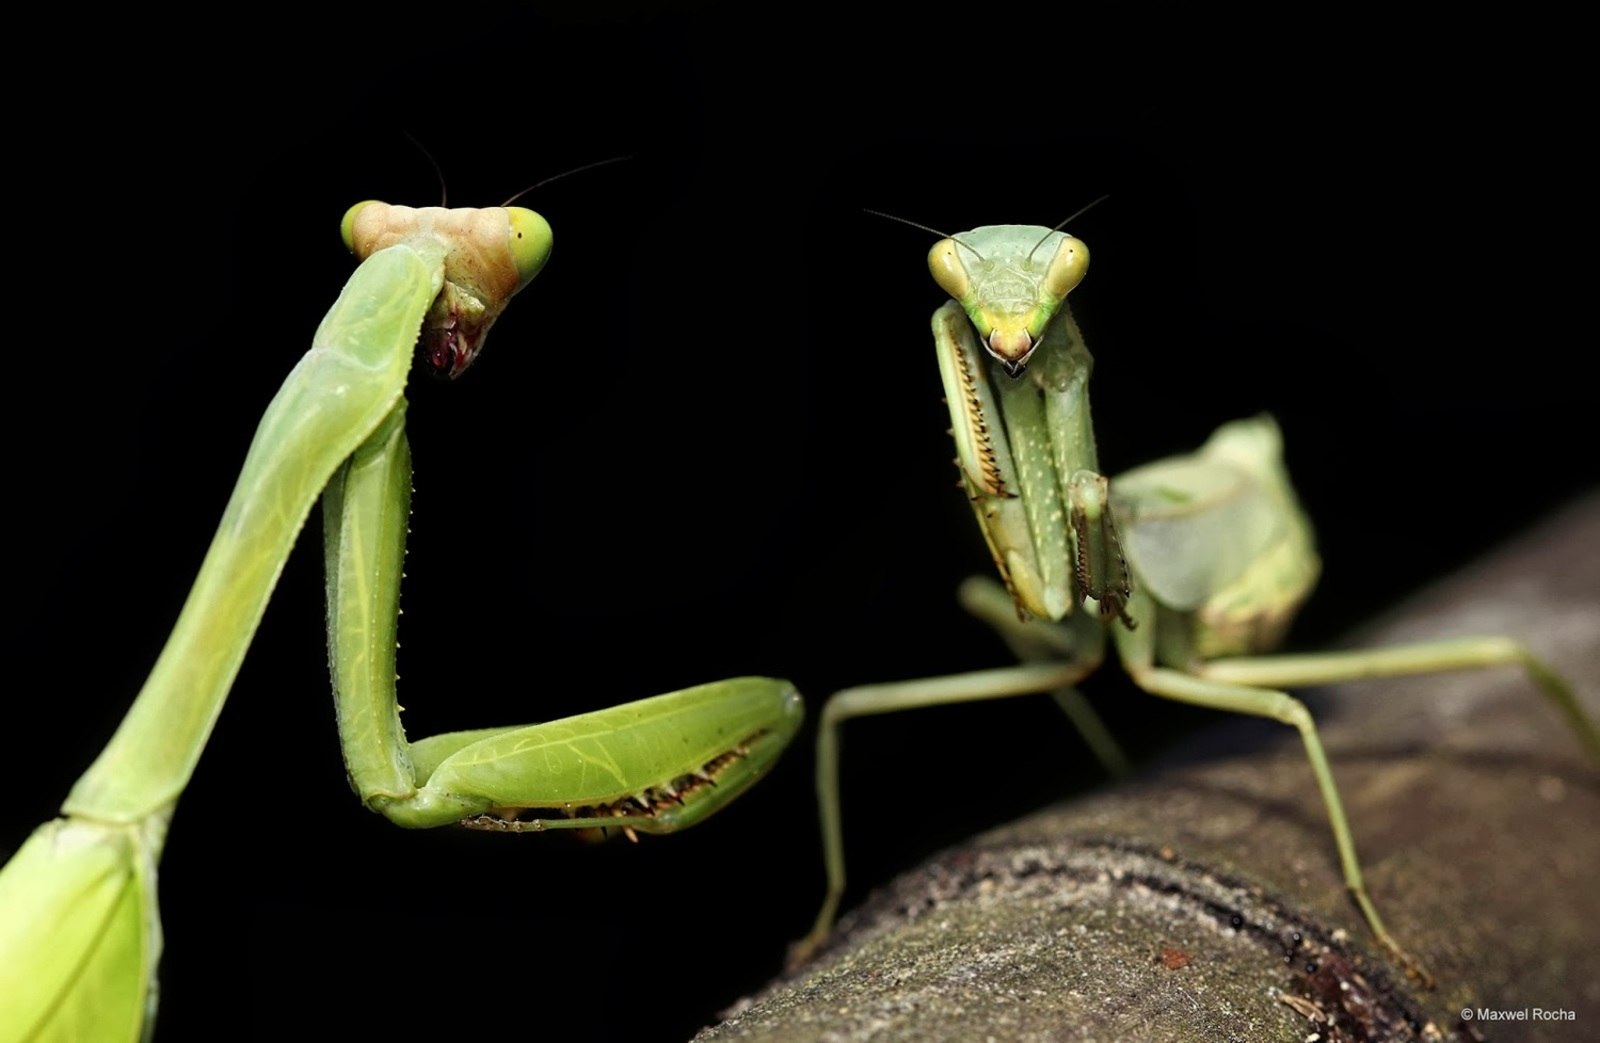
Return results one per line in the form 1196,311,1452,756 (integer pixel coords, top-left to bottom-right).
928,238,972,301
505,206,553,288
340,200,382,255
1041,235,1088,299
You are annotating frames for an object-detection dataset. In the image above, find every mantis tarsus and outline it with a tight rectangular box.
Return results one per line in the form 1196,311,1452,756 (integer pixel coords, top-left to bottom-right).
792,220,1600,977
0,200,801,1041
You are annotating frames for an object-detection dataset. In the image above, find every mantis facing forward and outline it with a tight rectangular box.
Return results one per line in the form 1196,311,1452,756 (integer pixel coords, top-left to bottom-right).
793,220,1600,976
0,201,801,1041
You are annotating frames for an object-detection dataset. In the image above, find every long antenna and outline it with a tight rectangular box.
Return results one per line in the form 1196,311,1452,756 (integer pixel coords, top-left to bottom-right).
863,208,983,259
501,155,634,207
1028,195,1111,258
862,208,951,240
402,130,450,206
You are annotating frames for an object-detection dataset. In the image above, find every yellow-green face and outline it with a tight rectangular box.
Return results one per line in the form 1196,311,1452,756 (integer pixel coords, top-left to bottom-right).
928,225,1088,375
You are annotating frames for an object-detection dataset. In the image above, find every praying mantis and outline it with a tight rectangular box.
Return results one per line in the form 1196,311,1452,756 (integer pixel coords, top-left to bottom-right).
0,199,801,1041
790,217,1600,977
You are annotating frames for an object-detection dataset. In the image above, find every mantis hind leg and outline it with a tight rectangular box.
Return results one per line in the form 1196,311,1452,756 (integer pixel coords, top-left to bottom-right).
1117,661,1431,983
1197,638,1600,763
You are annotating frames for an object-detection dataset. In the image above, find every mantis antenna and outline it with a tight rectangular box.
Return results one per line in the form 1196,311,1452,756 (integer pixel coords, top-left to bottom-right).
501,154,634,207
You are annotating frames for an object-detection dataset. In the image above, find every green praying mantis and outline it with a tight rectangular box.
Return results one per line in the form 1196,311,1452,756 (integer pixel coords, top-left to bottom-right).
790,217,1600,977
0,200,802,1041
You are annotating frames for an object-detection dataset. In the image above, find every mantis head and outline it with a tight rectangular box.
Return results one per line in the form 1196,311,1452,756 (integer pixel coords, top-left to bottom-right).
342,202,553,378
928,226,1089,376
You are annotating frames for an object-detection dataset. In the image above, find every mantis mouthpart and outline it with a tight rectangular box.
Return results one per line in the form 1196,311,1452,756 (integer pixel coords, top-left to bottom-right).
0,201,801,1042
791,220,1599,982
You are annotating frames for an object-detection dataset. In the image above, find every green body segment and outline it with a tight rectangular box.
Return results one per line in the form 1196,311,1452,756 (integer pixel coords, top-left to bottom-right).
1114,417,1319,659
427,678,804,832
323,403,416,812
0,816,160,1042
933,303,1051,614
64,243,444,824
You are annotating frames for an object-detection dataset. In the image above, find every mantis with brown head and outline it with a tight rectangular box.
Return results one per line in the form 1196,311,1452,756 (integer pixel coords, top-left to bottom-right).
792,217,1600,979
0,199,802,1041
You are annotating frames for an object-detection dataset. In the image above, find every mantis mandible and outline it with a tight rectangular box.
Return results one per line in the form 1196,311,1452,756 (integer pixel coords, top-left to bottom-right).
791,218,1600,976
0,200,801,1041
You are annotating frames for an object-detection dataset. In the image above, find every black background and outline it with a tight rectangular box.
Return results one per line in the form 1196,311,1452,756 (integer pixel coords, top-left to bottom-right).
5,4,1592,1040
